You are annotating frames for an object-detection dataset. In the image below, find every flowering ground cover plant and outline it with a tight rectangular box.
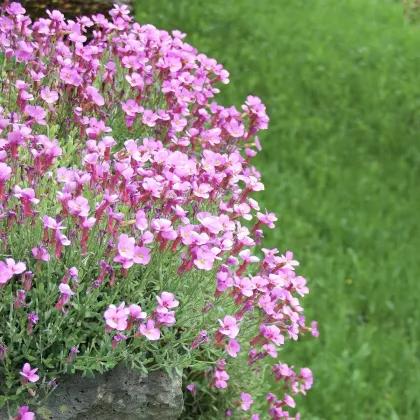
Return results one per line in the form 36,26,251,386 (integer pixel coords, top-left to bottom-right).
0,2,317,418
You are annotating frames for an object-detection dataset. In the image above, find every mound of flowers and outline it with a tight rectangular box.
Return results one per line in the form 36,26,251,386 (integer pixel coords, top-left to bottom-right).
0,2,317,419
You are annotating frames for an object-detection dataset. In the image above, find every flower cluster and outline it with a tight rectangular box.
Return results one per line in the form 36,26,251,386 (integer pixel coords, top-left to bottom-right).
0,3,316,419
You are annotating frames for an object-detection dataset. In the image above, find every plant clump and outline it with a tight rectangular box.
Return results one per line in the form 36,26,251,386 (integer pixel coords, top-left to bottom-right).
0,2,317,419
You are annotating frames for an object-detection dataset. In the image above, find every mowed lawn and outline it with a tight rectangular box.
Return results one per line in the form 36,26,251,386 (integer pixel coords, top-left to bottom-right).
136,1,420,418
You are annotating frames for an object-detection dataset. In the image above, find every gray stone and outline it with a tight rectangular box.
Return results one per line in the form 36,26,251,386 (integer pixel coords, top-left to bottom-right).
1,367,183,420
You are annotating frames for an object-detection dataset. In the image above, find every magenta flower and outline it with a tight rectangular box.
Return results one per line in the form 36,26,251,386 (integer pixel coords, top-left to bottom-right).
142,110,158,127
139,319,161,341
20,363,39,383
60,66,82,86
218,315,239,339
214,369,229,389
0,162,12,181
240,392,254,411
284,394,296,408
40,87,59,104
156,292,179,313
116,234,135,260
0,262,13,285
86,86,105,106
4,258,26,275
104,303,130,331
263,343,278,358
129,304,146,320
25,105,46,125
68,196,90,217
186,384,197,395
133,246,151,265
17,406,35,420
226,339,240,357
6,2,26,15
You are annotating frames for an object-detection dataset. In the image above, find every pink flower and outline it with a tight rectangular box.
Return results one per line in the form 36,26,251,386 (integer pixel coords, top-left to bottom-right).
157,311,176,327
214,369,229,389
6,2,26,15
0,162,12,181
17,406,35,420
40,87,59,104
260,324,284,346
156,292,179,313
133,246,151,265
25,105,46,125
1,259,26,284
139,319,161,340
122,99,142,117
104,303,130,331
135,209,148,230
129,304,147,320
311,321,319,338
240,392,254,411
171,114,187,132
226,339,240,357
68,196,90,217
279,251,299,269
86,86,105,106
0,262,13,285
218,316,240,339
193,182,212,199
194,248,216,271
239,249,260,264
60,66,82,86
186,384,197,395
284,394,296,408
263,344,278,358
116,234,135,260
225,119,244,138
20,363,39,383
142,110,158,127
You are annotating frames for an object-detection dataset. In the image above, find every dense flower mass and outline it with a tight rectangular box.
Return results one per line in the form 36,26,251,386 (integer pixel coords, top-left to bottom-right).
0,2,317,419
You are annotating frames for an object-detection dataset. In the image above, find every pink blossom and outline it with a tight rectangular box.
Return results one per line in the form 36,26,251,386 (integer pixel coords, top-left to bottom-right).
218,315,239,339
116,234,135,260
129,304,146,320
156,292,179,313
0,162,12,181
142,110,158,127
214,369,229,389
17,405,35,420
133,246,151,265
104,303,130,331
86,86,105,106
60,66,82,86
139,319,161,340
263,344,278,358
226,339,240,357
240,392,254,411
40,87,59,104
20,363,39,383
68,196,90,217
2,259,26,277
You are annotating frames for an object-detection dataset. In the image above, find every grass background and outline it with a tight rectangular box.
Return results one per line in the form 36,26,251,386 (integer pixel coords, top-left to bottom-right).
135,1,420,418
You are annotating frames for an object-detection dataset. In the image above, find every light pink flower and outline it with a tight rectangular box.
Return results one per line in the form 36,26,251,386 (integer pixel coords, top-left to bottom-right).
226,339,240,357
133,246,151,265
156,292,179,313
240,392,254,411
218,315,239,339
104,302,130,331
139,319,161,340
20,363,39,383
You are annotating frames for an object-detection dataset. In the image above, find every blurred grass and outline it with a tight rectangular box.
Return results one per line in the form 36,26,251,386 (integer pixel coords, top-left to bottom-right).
136,0,420,418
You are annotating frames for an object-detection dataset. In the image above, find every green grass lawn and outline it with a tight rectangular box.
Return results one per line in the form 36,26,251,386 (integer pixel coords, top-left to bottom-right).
135,1,420,418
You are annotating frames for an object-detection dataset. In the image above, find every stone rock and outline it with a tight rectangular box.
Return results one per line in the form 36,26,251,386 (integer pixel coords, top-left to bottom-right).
0,367,183,420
